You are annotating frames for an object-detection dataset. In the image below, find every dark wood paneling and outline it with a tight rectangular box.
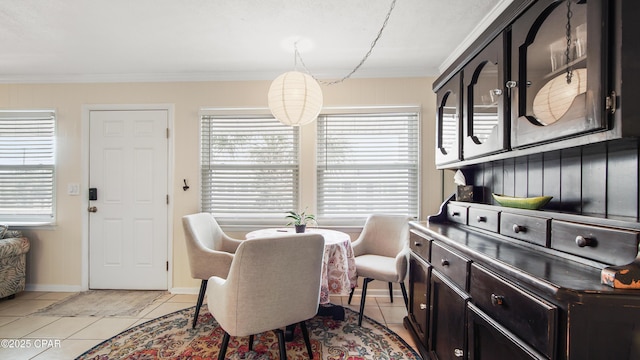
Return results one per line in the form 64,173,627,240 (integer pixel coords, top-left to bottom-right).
503,157,515,197
560,147,582,213
469,139,640,220
528,154,543,197
582,143,607,215
542,152,561,209
514,158,528,198
607,139,639,219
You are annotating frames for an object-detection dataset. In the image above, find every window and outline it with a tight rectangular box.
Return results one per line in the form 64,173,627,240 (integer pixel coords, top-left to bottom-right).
200,107,420,225
200,113,299,222
317,112,419,218
0,110,56,224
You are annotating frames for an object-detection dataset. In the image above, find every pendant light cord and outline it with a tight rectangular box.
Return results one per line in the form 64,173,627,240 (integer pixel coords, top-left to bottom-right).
295,0,397,86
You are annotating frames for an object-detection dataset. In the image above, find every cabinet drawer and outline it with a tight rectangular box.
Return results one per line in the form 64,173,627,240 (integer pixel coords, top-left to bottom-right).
551,220,639,265
447,204,468,225
410,230,431,261
469,264,557,359
468,207,499,232
431,241,470,290
500,212,550,247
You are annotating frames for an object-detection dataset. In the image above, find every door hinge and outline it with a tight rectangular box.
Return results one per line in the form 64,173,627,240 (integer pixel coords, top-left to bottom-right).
166,261,169,271
166,194,169,204
606,91,617,115
166,128,170,138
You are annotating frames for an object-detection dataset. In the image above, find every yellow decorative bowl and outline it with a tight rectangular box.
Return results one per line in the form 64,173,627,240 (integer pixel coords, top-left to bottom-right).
491,194,553,210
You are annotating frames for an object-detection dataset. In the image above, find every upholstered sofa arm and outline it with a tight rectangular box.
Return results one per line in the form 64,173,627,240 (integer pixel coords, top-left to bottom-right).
0,237,30,299
0,237,30,258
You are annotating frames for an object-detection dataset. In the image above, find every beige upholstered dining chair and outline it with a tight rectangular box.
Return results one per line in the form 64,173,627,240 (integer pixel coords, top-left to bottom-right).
207,233,325,360
182,212,243,329
348,214,412,326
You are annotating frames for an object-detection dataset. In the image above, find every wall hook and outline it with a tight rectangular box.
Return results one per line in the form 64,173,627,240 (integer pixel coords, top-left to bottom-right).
183,179,190,191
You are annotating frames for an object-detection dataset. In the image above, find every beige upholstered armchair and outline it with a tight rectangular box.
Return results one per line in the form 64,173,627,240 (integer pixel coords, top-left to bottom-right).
182,213,243,328
207,234,325,360
348,214,411,326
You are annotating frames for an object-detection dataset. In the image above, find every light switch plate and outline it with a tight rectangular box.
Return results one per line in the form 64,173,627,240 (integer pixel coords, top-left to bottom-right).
67,183,80,195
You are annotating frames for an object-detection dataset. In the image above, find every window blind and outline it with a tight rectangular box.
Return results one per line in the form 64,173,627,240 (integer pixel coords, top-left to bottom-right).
200,114,299,219
0,110,56,223
317,112,419,218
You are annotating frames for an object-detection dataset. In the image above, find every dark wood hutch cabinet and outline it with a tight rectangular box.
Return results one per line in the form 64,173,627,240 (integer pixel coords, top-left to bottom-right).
407,1,640,359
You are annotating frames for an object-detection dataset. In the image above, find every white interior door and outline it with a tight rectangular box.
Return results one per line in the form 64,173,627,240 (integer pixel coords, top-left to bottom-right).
89,109,168,289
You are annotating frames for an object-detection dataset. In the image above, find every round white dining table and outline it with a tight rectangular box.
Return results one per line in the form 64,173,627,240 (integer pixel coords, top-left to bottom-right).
245,227,357,305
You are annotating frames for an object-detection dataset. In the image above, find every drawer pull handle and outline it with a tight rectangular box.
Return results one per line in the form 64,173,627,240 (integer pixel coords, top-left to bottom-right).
575,235,596,248
512,224,526,233
441,259,450,267
476,216,487,222
420,303,427,310
491,294,504,306
451,211,460,217
414,241,422,247
454,348,464,357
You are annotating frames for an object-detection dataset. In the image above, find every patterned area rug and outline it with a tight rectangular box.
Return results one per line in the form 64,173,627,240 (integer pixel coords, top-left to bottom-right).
35,290,166,317
76,305,420,359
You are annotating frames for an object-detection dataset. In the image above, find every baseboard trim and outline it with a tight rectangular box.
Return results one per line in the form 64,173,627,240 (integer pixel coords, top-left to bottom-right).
26,284,84,292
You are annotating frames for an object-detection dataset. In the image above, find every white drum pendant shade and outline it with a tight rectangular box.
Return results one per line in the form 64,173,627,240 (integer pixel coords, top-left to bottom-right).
268,71,323,126
532,68,587,125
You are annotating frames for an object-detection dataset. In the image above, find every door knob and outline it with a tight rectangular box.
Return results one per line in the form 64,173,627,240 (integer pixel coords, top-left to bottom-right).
88,206,98,213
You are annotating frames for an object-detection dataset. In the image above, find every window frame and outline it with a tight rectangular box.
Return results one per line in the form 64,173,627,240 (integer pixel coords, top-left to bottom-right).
199,108,300,226
199,106,421,227
316,106,421,226
0,109,57,226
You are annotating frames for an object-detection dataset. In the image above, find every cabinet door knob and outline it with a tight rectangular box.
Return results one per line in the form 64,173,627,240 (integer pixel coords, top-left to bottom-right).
476,216,487,222
454,348,464,357
491,293,505,306
441,259,450,267
420,303,427,310
575,235,596,248
414,241,422,247
512,224,526,233
505,80,518,88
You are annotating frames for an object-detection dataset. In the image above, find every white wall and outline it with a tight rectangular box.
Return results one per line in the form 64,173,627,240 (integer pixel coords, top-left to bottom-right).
0,77,442,292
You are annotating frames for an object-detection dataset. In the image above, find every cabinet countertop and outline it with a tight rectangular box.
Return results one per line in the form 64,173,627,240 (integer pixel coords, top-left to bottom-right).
409,221,640,300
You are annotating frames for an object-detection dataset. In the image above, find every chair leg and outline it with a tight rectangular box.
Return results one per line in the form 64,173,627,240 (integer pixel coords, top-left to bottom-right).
218,332,230,360
275,329,287,360
249,334,254,351
358,278,373,326
388,282,394,303
300,321,313,359
348,279,356,304
193,279,208,329
400,281,409,310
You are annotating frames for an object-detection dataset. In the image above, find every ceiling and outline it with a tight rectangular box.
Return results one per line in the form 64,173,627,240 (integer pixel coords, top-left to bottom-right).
0,0,510,84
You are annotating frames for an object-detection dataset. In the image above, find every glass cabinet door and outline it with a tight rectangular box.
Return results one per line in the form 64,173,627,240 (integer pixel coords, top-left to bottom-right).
436,73,462,165
510,0,608,148
464,33,508,159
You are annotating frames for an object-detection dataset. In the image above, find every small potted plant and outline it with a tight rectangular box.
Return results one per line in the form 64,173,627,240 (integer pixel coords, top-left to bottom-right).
285,209,317,233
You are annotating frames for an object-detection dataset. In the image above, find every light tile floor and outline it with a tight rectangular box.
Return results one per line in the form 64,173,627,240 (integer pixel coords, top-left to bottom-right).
0,290,418,359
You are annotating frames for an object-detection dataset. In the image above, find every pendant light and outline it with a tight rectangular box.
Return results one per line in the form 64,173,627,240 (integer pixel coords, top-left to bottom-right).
267,71,323,127
268,0,397,126
532,0,587,125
